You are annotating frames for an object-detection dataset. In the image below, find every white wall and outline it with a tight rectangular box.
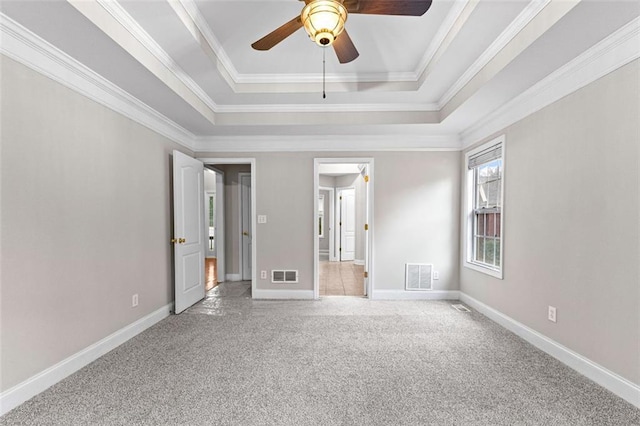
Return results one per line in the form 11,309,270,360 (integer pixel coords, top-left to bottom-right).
0,56,187,391
460,60,639,385
196,152,461,293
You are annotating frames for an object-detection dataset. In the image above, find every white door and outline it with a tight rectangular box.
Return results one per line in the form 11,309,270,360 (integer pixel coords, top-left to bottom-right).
340,188,356,261
240,173,252,281
173,150,205,314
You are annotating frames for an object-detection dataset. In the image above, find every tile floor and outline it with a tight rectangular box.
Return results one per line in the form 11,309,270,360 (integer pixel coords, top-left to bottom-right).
319,261,365,296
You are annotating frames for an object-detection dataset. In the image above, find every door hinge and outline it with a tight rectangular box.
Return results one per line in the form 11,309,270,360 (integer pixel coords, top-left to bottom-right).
340,196,342,200
364,175,369,183
339,221,342,226
339,247,342,251
364,271,368,278
364,224,369,231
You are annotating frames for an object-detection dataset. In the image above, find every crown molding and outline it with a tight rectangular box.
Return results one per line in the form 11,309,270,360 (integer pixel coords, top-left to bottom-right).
3,7,636,155
415,0,472,83
192,134,462,153
0,12,197,150
95,0,219,113
173,0,240,90
438,0,551,109
215,102,439,114
461,16,640,148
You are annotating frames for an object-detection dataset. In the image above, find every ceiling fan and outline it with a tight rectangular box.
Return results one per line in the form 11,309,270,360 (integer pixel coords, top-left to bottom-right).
251,0,433,64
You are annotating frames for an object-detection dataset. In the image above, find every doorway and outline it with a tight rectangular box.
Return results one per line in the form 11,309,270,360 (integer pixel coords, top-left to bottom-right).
204,167,225,291
172,153,256,314
200,158,256,296
314,159,374,299
239,172,252,281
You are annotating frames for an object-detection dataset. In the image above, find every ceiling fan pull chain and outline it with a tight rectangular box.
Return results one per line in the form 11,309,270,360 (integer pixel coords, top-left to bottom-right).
322,48,326,99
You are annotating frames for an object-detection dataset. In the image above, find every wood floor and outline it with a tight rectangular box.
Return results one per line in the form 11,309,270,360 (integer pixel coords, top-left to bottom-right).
205,258,217,291
319,261,365,296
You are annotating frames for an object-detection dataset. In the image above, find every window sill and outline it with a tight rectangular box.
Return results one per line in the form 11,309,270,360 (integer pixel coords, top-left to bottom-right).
464,261,503,279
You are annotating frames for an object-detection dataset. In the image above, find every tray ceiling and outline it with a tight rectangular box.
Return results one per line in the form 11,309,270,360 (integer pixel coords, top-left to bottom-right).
1,0,638,149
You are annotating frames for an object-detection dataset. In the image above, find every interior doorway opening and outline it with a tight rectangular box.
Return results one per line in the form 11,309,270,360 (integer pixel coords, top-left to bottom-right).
314,159,374,299
201,158,256,298
203,167,224,291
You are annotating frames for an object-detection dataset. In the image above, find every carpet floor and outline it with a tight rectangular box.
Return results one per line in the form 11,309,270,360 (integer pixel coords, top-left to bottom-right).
2,288,639,425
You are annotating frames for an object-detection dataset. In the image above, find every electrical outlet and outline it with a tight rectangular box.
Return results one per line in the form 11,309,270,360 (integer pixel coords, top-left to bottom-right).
260,270,267,279
548,306,556,323
132,294,139,308
433,271,440,280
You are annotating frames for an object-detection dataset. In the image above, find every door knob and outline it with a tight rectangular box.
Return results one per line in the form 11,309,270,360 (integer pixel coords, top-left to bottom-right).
171,238,178,244
179,238,186,244
243,231,249,236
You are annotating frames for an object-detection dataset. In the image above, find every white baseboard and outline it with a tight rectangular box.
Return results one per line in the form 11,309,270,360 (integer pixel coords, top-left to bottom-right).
252,289,314,300
0,303,172,416
372,290,460,300
319,249,329,255
353,259,365,266
225,274,242,282
459,293,640,408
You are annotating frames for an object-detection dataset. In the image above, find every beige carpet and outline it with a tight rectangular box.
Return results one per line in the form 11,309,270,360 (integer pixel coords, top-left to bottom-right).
3,287,638,425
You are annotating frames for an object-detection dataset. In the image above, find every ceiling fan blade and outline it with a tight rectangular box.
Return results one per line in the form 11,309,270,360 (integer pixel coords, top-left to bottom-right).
347,0,432,16
333,29,359,64
251,16,303,51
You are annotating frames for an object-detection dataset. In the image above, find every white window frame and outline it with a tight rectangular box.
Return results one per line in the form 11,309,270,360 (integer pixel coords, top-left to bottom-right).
464,135,505,279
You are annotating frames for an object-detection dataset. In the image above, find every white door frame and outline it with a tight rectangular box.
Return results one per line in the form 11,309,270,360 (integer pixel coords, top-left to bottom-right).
319,186,335,261
215,169,226,282
239,172,251,281
314,158,374,299
199,158,257,298
204,166,226,282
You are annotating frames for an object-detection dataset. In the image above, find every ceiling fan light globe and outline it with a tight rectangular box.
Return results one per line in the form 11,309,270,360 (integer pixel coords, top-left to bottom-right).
301,0,347,47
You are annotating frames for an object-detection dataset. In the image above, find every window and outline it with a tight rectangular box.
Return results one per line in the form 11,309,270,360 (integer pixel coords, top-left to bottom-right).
465,136,504,278
318,194,325,238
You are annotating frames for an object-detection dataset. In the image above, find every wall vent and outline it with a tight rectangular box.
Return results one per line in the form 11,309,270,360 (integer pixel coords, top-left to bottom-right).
272,270,299,283
405,263,433,291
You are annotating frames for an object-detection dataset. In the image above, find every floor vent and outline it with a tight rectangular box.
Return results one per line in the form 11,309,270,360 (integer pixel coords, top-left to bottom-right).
452,304,471,313
271,270,299,283
405,263,432,291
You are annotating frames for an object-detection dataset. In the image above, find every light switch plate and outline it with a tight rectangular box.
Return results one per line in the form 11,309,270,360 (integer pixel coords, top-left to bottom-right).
258,215,267,224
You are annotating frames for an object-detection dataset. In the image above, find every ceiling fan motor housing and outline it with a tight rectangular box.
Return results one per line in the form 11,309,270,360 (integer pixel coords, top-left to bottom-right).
301,0,348,47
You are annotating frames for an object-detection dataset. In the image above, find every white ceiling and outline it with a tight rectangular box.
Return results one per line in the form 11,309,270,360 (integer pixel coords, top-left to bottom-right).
1,0,638,149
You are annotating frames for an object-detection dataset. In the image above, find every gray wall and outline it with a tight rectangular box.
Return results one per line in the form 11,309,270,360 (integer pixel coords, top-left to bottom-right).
196,152,461,292
319,175,336,188
0,56,188,391
460,60,640,385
